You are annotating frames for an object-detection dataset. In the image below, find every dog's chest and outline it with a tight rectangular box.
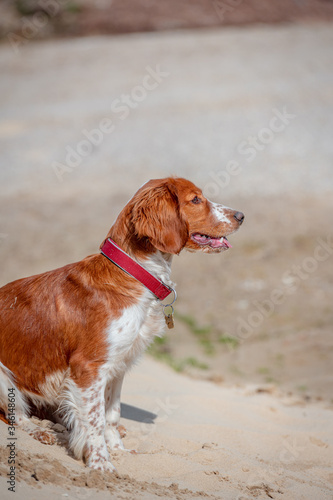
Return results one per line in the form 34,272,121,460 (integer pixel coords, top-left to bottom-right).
105,295,165,375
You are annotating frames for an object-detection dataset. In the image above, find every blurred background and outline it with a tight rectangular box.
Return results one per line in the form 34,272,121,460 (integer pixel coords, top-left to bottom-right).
1,0,332,402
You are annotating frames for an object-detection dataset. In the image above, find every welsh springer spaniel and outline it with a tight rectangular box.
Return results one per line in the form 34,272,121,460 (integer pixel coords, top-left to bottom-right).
0,177,244,471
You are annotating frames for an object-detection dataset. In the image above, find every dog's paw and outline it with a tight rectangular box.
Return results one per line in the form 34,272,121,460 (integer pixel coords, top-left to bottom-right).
105,425,137,454
86,456,116,473
85,444,116,472
105,426,124,449
113,443,137,454
117,424,127,438
28,428,56,445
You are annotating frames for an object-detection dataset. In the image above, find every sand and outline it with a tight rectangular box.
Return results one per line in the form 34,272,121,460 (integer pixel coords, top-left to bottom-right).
1,357,333,500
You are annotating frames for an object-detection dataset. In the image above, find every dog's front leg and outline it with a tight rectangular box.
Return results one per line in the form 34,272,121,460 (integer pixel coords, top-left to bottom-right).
104,373,125,450
66,379,115,472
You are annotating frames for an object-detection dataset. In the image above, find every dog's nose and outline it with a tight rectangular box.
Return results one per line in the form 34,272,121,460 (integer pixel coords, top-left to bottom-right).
234,211,245,224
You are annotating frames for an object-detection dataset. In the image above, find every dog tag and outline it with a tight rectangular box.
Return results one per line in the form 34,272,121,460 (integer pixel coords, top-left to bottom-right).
163,305,175,329
165,313,175,329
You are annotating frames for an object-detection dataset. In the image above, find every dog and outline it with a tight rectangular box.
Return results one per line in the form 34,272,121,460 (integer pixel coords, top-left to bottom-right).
0,177,244,471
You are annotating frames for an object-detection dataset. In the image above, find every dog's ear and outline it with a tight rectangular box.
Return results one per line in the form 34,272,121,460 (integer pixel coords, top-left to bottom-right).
131,180,188,254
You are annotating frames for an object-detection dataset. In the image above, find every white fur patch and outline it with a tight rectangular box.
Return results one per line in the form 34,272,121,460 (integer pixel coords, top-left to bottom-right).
0,361,29,422
34,370,68,405
103,251,173,379
210,201,233,225
104,291,166,379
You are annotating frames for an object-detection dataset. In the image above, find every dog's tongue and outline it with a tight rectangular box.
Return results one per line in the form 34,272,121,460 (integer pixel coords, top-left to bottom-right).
193,234,232,249
193,234,209,245
210,237,232,249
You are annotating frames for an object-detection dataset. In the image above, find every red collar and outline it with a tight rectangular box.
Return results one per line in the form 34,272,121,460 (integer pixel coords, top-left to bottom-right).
100,238,174,301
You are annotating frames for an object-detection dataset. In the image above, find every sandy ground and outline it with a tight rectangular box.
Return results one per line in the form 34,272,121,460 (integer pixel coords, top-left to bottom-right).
1,358,333,500
0,22,333,499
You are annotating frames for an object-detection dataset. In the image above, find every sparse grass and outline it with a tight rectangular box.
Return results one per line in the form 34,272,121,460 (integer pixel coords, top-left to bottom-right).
147,336,208,373
198,338,215,355
218,334,239,349
257,366,270,375
174,313,240,354
175,312,215,355
175,312,212,336
265,376,278,384
183,357,209,370
297,385,308,392
65,2,83,14
256,367,278,384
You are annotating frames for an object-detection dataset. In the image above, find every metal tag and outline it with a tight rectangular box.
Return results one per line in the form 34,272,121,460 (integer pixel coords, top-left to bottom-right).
165,313,175,329
163,305,175,329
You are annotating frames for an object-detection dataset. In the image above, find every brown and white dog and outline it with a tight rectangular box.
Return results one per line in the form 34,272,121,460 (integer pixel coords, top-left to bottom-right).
0,177,244,471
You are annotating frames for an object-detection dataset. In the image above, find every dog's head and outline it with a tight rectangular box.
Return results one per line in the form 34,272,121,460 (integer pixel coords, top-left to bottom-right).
125,177,244,255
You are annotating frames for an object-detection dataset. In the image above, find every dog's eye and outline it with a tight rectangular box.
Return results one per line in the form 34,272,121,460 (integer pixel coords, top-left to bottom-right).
191,196,202,204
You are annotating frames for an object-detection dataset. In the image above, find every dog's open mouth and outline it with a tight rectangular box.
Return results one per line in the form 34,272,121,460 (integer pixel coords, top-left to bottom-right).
191,233,232,250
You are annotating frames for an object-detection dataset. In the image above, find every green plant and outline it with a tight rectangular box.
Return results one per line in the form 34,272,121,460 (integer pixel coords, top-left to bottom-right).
257,366,270,375
175,312,215,355
218,334,239,349
147,337,208,373
265,376,278,384
184,357,209,370
65,2,83,14
297,385,308,392
15,0,39,16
